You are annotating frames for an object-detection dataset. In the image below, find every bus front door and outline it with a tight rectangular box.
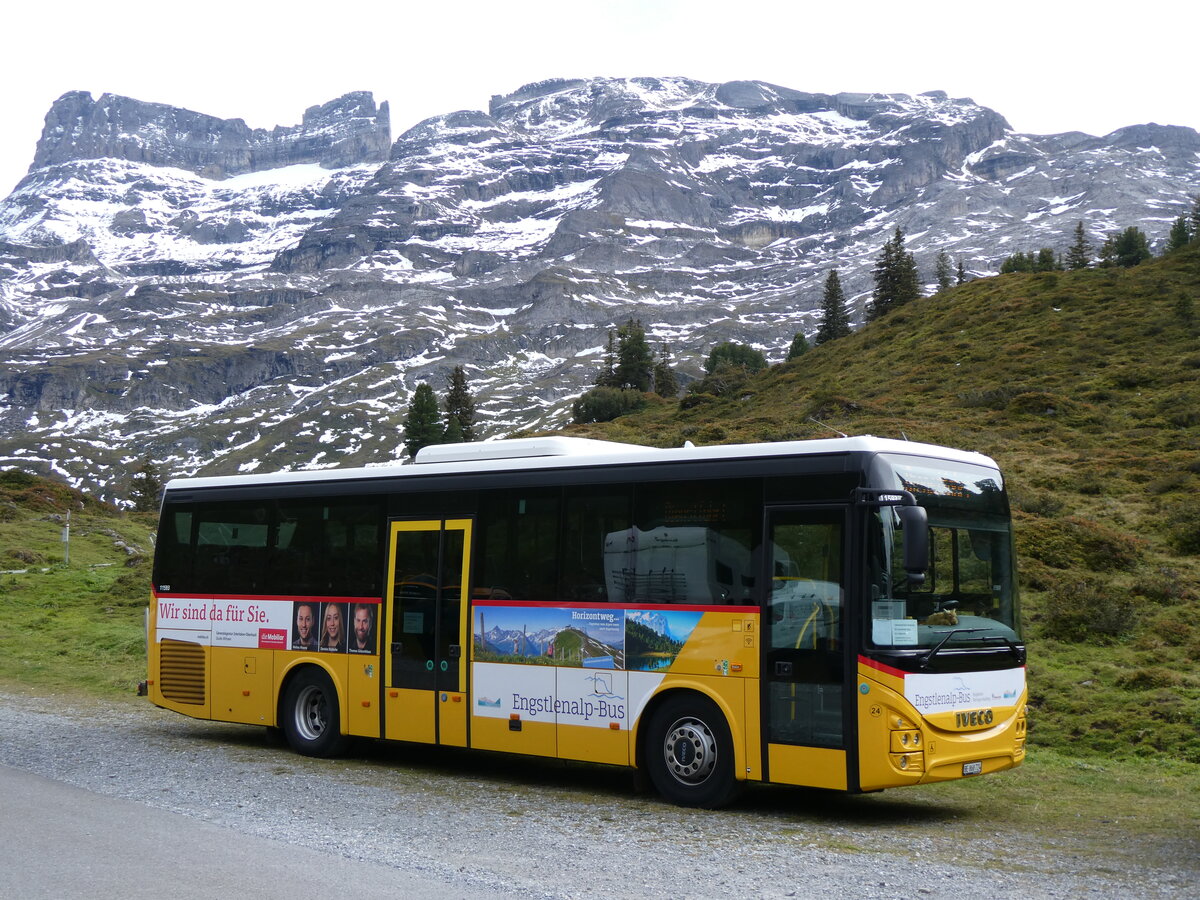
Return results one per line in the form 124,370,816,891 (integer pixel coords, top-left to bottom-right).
762,506,849,790
383,519,472,747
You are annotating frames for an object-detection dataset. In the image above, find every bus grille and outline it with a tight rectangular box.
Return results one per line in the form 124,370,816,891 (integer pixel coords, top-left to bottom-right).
159,639,206,705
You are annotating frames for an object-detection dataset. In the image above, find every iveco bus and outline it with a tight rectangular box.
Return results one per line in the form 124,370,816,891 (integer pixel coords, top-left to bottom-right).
144,436,1025,807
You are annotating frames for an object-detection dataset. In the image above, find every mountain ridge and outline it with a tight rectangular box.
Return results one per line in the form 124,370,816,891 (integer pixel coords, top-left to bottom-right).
1,78,1198,497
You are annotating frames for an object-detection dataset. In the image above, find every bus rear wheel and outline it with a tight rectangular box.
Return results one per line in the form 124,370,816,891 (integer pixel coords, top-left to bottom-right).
645,694,739,808
281,668,349,758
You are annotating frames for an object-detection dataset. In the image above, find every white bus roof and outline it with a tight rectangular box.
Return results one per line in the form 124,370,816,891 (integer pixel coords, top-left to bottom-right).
163,435,999,493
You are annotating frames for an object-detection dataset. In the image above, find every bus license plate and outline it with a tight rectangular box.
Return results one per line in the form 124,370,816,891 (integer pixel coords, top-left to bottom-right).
962,761,983,776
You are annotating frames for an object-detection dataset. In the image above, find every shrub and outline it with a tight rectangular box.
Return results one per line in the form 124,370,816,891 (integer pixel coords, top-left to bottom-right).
571,387,646,424
1163,504,1200,554
704,342,767,375
1134,568,1197,604
685,362,750,399
1,548,48,567
1040,577,1135,642
1114,668,1184,691
1022,516,1143,572
1011,490,1065,518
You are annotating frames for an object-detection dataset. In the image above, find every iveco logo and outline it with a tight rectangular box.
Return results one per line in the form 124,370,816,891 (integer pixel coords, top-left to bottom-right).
955,709,994,728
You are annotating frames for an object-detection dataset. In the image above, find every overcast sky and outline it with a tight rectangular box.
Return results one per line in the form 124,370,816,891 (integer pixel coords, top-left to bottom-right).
3,0,1197,196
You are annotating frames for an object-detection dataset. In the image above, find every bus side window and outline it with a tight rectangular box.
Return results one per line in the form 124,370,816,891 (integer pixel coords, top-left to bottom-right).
154,507,194,590
477,489,560,603
632,479,760,605
561,487,633,602
194,503,270,594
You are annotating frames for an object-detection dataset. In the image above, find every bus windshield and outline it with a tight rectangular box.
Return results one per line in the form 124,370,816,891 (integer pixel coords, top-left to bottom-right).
867,455,1021,652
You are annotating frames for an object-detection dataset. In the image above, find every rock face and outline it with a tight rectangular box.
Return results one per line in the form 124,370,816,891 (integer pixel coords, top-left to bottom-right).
0,77,1198,499
29,91,391,179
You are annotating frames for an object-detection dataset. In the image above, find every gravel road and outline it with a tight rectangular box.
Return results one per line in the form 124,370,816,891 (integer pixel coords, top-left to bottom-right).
0,690,1193,899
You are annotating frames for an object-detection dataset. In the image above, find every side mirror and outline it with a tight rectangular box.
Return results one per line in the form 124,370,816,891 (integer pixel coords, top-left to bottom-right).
898,505,928,584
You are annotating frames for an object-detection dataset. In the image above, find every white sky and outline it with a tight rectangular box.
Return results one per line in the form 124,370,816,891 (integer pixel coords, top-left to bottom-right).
3,0,1197,197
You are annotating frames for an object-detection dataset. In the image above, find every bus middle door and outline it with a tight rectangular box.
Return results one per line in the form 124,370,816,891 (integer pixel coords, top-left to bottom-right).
383,519,472,747
762,506,849,791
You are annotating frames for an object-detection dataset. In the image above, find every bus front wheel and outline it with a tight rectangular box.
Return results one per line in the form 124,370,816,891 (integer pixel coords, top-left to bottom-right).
281,668,349,758
645,694,739,808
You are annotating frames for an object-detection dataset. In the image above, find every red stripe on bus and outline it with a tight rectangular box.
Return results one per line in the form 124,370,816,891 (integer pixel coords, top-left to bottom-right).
471,599,755,614
152,592,381,604
858,655,908,680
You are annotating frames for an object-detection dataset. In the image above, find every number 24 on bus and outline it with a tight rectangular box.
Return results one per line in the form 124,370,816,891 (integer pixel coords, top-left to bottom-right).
141,435,1027,807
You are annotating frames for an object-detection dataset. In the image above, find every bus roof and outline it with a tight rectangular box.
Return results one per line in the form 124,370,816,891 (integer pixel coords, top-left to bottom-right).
162,435,999,494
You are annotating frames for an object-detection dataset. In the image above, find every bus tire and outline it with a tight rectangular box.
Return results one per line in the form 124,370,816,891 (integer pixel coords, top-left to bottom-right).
644,694,739,808
281,668,349,758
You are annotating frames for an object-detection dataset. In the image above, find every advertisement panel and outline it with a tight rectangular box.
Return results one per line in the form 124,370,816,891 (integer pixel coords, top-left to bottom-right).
155,595,380,653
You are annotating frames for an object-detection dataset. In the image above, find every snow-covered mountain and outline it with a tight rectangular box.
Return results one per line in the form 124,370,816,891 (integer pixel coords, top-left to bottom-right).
2,78,1198,498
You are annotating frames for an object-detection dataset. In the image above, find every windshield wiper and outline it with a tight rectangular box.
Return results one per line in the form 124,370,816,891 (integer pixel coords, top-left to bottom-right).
988,635,1027,665
918,627,988,670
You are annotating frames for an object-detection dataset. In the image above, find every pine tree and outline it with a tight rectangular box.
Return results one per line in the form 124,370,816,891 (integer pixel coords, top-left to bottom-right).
402,383,444,459
129,456,163,512
614,319,654,392
1166,215,1192,254
956,259,967,285
1065,221,1092,270
1190,196,1200,240
652,343,679,397
869,227,921,320
934,250,954,293
443,365,477,442
787,333,810,360
815,269,851,344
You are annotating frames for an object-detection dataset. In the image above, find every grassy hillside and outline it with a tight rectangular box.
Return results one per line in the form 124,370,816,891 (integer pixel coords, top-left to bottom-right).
566,243,1200,763
0,470,156,692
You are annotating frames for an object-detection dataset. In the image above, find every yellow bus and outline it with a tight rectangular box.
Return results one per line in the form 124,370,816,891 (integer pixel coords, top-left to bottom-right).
143,435,1026,807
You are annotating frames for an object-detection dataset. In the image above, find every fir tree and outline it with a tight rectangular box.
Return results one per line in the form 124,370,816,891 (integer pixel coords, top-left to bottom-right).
1166,215,1193,254
868,227,921,321
1065,221,1092,270
815,269,851,344
443,365,477,442
1000,251,1032,274
1099,226,1152,268
129,456,163,512
595,331,618,387
1034,247,1059,272
614,319,654,392
652,343,679,397
1190,196,1200,239
402,383,444,459
956,259,967,285
787,333,810,360
934,250,954,293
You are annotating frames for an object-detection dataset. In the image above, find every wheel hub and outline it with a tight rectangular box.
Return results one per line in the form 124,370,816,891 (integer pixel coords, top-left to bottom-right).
663,717,717,784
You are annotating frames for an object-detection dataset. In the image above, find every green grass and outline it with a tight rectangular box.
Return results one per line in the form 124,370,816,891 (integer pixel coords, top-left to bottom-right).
0,470,154,693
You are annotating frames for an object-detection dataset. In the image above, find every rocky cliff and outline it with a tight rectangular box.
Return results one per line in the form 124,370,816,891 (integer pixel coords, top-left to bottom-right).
0,78,1197,499
29,90,391,179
